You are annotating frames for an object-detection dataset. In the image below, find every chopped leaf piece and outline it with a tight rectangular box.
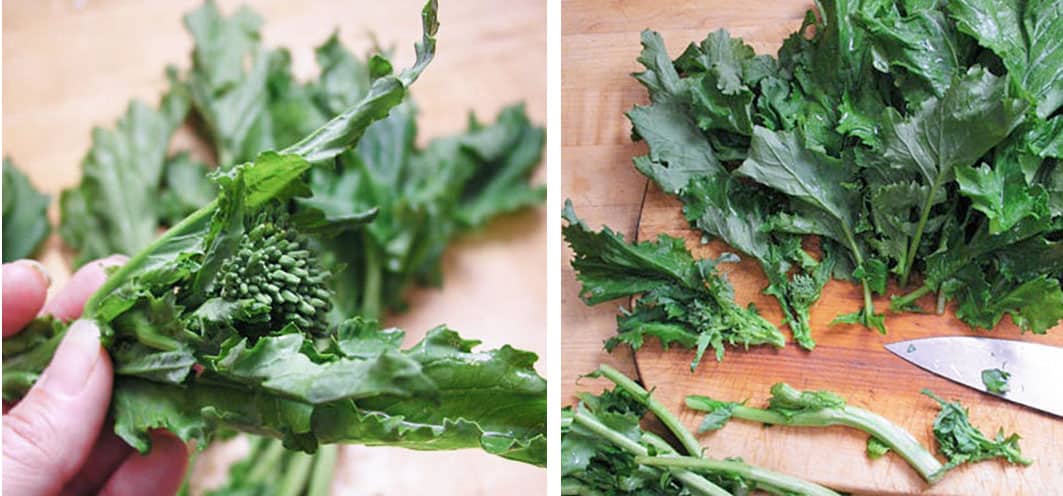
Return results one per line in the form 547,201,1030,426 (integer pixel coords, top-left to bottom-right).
981,368,1011,395
867,437,891,459
923,389,1032,476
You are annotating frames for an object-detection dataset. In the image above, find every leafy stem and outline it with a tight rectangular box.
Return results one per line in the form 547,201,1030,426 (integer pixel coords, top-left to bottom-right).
687,384,944,483
635,456,841,496
891,284,932,311
571,409,731,496
595,364,702,457
85,200,218,315
899,181,941,288
361,230,383,320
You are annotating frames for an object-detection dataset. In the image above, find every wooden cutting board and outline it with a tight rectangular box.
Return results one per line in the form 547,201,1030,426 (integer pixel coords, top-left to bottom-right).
562,0,1063,494
636,186,1063,496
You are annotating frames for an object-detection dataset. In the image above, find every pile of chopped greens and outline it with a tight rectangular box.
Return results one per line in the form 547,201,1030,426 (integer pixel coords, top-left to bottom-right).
3,0,546,483
620,0,1063,349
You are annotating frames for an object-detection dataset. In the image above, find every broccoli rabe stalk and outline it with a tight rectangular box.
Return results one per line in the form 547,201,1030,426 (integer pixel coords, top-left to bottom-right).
203,438,338,496
565,408,732,496
634,456,840,496
587,364,703,456
686,384,945,483
3,1,546,466
922,389,1032,474
563,365,841,496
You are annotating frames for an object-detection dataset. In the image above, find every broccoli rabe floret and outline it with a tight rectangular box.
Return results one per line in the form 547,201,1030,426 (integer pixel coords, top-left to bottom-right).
214,212,333,335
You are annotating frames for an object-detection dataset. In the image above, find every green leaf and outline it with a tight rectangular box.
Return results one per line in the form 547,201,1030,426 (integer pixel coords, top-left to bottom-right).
682,175,828,349
58,88,190,266
858,7,964,98
877,66,1027,284
922,389,1032,476
831,308,888,334
685,396,740,433
680,30,756,136
311,33,374,115
734,126,885,329
158,153,216,226
282,0,438,164
341,326,546,465
956,157,1049,234
2,159,50,262
455,105,546,229
628,30,724,194
183,1,272,166
867,436,891,459
952,273,1063,333
981,368,1011,394
208,333,437,403
949,0,1063,117
315,103,544,319
735,127,859,251
563,200,785,367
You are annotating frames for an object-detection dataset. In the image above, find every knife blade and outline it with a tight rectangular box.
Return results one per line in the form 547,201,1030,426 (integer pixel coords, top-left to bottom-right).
885,336,1063,417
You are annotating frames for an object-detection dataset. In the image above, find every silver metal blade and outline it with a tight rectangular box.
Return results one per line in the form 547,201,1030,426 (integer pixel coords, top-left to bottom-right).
885,336,1063,417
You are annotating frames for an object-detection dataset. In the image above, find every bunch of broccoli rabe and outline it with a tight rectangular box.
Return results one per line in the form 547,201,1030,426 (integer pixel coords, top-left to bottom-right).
565,0,1062,362
563,365,1030,495
3,0,547,478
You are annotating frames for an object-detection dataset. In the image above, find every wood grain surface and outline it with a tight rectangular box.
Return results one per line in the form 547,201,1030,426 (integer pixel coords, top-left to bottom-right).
3,1,545,495
562,0,1062,494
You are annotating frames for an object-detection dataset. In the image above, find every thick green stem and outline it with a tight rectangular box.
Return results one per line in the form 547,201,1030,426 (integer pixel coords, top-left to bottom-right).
306,445,339,496
891,285,931,311
900,181,941,288
698,403,943,483
635,456,841,496
361,234,383,319
597,364,702,457
840,225,876,322
278,451,315,496
245,439,287,485
572,410,730,496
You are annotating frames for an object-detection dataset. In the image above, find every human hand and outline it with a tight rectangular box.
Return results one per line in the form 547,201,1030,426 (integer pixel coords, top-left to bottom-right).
2,258,190,496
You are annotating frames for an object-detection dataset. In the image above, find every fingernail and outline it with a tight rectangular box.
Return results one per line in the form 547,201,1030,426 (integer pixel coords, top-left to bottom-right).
40,320,102,397
15,259,51,287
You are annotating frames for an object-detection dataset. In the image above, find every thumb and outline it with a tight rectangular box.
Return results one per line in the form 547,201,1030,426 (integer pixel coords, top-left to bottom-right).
3,320,113,496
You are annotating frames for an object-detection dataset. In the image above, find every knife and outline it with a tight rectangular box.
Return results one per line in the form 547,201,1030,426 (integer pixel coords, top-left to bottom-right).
885,336,1063,417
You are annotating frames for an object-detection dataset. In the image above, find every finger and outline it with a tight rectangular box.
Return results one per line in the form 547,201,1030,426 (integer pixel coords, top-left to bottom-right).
2,320,113,496
99,431,189,496
60,428,134,496
45,255,127,321
2,260,51,337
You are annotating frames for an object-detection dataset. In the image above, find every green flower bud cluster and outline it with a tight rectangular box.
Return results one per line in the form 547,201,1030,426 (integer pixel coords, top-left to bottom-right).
215,215,333,335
